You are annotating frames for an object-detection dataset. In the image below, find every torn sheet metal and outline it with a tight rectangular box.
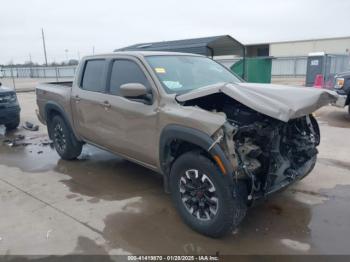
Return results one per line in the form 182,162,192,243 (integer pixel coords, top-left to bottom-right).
177,82,338,122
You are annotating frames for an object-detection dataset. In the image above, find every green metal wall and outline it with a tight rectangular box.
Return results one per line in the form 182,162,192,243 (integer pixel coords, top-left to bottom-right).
231,57,272,83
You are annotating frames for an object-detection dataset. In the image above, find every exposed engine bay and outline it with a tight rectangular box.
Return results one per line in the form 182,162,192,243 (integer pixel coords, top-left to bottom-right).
182,93,320,200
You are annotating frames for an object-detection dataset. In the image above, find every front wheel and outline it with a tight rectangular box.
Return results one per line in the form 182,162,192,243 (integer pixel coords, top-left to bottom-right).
50,115,82,160
170,151,247,238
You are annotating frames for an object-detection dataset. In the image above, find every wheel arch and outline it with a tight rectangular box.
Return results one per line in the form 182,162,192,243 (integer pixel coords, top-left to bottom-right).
159,124,234,193
44,102,80,141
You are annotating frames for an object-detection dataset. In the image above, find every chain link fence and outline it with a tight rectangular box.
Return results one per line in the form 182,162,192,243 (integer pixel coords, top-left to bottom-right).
271,57,307,77
0,66,77,80
1,55,349,81
217,57,309,77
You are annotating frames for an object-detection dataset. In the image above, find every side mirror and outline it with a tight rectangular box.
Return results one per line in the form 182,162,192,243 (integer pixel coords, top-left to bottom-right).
120,83,148,98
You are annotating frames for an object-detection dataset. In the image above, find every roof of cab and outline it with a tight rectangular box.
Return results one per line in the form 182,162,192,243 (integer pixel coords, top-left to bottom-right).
83,51,203,60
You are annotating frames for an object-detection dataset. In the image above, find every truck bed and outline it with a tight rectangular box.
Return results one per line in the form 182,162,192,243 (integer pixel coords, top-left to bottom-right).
36,81,73,125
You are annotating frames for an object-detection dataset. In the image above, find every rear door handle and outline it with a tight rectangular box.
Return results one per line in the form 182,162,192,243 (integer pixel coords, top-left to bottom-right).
100,101,111,108
73,95,81,102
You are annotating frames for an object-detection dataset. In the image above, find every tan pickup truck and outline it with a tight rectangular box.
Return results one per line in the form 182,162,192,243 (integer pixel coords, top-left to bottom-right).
36,51,337,237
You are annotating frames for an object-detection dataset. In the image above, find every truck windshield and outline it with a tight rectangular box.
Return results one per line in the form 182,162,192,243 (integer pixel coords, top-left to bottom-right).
146,55,242,94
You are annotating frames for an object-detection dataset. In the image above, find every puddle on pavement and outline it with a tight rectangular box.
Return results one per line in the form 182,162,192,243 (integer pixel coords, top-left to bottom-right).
100,192,311,255
0,128,58,172
74,236,111,255
98,185,350,255
73,236,131,257
0,129,163,200
55,149,163,201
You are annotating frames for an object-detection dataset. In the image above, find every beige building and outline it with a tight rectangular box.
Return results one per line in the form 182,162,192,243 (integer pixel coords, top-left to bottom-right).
270,36,350,57
246,36,350,57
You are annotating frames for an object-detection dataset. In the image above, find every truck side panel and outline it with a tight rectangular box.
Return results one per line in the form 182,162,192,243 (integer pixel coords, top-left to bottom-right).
36,83,79,139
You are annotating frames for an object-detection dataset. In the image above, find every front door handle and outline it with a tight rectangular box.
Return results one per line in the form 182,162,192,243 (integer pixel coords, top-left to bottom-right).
100,101,111,108
73,95,81,102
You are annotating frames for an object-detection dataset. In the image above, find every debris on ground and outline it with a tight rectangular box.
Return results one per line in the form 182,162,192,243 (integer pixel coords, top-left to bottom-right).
37,150,43,154
3,134,30,147
23,121,39,131
280,239,311,252
39,139,54,147
2,134,54,149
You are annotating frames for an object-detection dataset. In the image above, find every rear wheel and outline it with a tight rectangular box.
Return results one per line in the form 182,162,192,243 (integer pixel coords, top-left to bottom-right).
170,151,247,238
50,115,82,160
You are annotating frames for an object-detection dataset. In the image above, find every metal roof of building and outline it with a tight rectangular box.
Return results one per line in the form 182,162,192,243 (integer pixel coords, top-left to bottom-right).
115,35,245,57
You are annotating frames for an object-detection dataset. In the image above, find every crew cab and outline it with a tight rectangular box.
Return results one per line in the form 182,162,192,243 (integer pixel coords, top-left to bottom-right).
36,52,337,237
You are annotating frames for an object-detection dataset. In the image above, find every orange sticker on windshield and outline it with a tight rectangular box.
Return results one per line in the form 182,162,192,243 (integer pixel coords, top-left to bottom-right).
155,67,166,73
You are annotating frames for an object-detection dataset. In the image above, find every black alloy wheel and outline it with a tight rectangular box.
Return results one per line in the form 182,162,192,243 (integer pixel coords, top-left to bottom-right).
179,169,219,221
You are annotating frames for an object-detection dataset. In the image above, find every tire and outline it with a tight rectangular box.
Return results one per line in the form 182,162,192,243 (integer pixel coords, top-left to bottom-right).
5,115,20,130
298,115,319,180
309,115,320,146
50,115,82,160
169,151,247,238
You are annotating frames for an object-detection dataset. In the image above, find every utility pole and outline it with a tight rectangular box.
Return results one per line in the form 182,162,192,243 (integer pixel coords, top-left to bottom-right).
92,46,95,55
10,60,16,90
65,49,69,62
29,53,33,78
41,28,48,66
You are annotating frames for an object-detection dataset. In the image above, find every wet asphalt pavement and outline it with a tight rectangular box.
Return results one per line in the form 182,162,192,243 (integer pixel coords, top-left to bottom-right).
0,92,350,255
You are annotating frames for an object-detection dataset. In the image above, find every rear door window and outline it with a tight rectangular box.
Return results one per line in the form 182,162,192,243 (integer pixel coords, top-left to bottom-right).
109,60,150,95
81,60,106,92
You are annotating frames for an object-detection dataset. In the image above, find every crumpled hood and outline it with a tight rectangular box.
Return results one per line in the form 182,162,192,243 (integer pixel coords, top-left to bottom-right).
176,82,338,122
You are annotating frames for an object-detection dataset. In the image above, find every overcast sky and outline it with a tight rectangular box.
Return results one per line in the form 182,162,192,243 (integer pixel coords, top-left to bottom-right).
0,0,349,64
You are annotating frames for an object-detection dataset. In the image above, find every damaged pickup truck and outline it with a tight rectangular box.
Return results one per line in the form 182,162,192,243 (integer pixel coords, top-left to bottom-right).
36,52,337,237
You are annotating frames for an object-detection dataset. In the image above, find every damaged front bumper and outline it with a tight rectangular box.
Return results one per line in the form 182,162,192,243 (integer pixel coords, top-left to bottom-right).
215,114,320,202
254,155,317,199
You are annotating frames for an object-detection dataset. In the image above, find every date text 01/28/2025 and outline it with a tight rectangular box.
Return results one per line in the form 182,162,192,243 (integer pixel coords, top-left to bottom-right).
127,255,219,261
